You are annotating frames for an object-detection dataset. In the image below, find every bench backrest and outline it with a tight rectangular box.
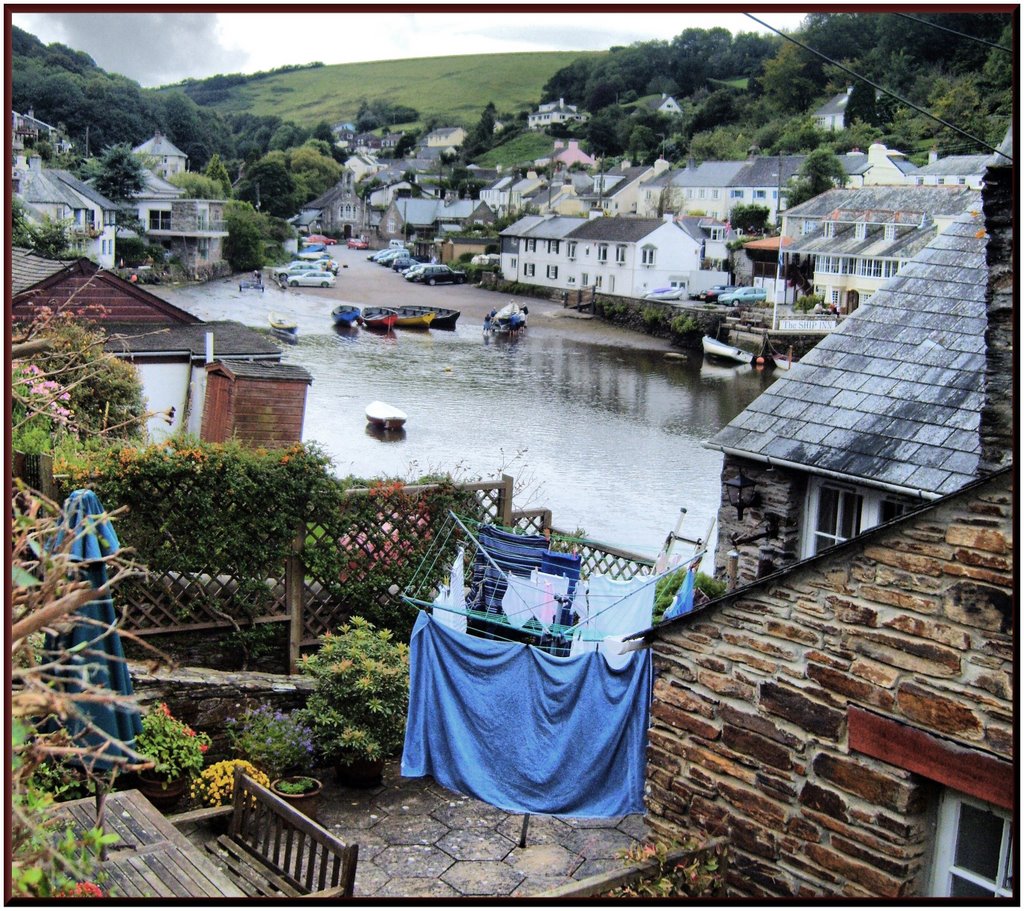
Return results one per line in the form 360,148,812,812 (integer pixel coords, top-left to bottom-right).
230,768,358,897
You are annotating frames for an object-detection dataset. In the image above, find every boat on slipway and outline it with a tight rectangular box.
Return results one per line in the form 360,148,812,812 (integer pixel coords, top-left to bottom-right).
701,335,753,366
484,301,528,334
391,307,437,329
365,400,407,430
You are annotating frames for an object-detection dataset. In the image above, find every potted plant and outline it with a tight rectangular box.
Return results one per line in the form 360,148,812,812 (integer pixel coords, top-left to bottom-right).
227,705,322,817
226,704,315,780
133,702,211,810
269,775,324,821
298,616,410,788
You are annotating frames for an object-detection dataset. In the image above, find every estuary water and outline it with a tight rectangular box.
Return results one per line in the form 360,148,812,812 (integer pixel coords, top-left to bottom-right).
160,266,775,563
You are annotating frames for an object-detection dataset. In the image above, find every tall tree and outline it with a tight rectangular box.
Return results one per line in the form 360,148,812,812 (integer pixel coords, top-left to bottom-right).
91,144,147,203
784,148,846,207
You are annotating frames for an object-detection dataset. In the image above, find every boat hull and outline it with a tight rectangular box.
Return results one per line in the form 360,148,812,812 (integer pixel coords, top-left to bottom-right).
332,306,361,327
702,336,752,365
359,308,399,331
365,400,407,430
269,312,298,338
392,304,460,330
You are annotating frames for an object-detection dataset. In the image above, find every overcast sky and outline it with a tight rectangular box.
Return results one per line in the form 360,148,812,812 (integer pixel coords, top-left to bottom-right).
11,7,810,88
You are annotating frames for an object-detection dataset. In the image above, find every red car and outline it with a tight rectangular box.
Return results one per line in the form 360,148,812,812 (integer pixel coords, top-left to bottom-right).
346,238,369,250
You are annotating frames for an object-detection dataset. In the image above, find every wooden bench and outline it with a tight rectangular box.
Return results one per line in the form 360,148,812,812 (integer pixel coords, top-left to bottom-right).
238,279,264,292
201,768,358,898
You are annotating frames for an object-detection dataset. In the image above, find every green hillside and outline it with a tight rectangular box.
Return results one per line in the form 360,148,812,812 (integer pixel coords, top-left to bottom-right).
171,52,603,128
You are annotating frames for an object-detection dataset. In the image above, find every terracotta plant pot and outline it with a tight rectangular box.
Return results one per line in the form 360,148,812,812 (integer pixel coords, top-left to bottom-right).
136,770,187,812
333,755,385,789
270,776,323,821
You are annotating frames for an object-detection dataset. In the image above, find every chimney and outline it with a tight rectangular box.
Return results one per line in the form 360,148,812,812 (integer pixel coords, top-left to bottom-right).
929,148,939,165
978,129,1014,471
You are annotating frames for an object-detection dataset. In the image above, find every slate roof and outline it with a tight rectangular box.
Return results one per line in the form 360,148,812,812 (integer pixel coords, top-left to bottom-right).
705,211,989,497
133,132,187,159
11,247,78,294
567,217,667,242
18,167,117,212
103,320,282,358
814,90,851,117
730,155,805,187
784,184,980,221
523,215,588,239
914,154,991,178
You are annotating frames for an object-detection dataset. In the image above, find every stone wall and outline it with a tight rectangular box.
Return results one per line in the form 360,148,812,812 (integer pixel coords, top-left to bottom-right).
129,662,314,763
644,470,1013,897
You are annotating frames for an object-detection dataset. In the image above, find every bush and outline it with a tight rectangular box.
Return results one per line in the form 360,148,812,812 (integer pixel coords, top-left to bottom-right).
191,760,269,808
113,235,148,266
794,293,825,313
227,705,314,779
298,617,410,764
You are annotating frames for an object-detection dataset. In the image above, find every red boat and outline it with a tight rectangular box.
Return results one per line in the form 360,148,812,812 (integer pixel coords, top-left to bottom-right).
359,307,399,331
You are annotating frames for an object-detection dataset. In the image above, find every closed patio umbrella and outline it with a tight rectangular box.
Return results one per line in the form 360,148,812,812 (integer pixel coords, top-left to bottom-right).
45,490,142,841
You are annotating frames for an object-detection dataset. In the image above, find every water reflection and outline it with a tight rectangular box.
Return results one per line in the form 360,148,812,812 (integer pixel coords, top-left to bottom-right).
289,326,774,559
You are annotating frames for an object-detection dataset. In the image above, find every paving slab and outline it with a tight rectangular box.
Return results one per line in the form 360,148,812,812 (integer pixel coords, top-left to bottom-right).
373,843,456,879
504,843,584,879
441,860,526,896
435,828,517,862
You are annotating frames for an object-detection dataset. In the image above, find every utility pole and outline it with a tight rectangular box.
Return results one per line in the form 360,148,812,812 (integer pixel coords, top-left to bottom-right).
771,153,784,330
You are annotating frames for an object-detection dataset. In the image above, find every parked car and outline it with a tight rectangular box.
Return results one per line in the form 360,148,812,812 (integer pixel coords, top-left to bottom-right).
375,249,408,266
297,252,339,273
700,285,738,303
368,248,401,262
390,255,428,272
409,264,467,286
347,238,369,249
718,286,768,305
287,270,336,288
402,264,430,282
274,261,321,280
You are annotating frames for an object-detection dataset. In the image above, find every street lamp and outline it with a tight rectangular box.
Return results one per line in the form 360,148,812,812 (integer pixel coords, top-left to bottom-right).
724,469,759,521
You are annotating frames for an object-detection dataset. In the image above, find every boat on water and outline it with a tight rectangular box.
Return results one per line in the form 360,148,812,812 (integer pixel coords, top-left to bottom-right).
772,347,799,371
484,301,528,334
391,307,436,329
359,307,399,331
269,312,298,338
702,335,753,365
365,400,407,430
331,305,361,327
389,304,461,330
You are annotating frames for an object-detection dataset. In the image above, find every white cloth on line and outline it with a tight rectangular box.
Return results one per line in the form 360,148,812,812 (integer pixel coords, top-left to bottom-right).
433,546,467,634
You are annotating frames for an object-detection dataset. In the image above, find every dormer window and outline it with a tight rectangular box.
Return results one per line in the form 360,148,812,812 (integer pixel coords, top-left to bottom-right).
855,222,867,240
823,221,835,238
884,224,896,241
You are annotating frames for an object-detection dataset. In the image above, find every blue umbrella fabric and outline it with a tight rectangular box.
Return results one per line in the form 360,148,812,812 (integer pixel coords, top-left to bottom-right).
45,489,142,774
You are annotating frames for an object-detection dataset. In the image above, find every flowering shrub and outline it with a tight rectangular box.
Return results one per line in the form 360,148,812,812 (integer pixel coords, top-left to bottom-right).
227,705,314,780
298,617,410,763
135,703,211,782
12,363,76,454
191,760,269,808
53,881,105,898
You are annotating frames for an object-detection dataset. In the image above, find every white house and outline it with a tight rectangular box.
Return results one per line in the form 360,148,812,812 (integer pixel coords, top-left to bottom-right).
812,87,854,131
528,98,590,130
133,131,189,180
913,151,990,189
14,156,119,269
500,214,706,299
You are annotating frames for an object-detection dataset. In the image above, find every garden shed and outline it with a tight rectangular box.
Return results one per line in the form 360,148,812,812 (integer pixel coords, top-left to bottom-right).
201,360,312,447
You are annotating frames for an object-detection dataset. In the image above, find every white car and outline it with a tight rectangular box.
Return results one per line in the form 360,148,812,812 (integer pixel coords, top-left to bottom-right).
274,261,320,280
287,270,336,288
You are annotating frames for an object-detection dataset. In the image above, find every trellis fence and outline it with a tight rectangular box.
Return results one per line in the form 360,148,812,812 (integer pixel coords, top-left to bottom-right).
14,456,655,673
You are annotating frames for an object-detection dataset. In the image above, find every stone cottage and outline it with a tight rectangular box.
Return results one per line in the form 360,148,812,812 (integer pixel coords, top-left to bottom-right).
631,138,1014,897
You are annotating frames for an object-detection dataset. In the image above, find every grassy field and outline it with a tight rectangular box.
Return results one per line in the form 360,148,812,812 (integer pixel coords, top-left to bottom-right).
475,132,558,169
190,51,603,128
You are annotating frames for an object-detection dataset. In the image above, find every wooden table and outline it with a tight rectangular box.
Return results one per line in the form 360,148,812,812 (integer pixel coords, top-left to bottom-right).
50,789,244,898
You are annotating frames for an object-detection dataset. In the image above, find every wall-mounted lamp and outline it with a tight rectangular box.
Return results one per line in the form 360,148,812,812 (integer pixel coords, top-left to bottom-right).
724,469,760,520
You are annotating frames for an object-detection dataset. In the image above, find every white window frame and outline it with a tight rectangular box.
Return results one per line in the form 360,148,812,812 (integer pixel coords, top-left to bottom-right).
615,245,627,264
930,790,1013,897
641,245,656,266
546,264,558,280
597,244,608,263
802,477,918,558
567,241,577,260
523,263,535,277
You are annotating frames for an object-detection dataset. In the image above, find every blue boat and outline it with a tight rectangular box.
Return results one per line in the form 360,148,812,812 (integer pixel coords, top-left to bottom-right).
332,304,361,328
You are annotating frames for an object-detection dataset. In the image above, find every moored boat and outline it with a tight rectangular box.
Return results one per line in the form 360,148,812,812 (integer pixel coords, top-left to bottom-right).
365,400,407,430
772,347,799,370
269,312,298,339
392,307,436,329
331,305,361,327
702,335,753,365
388,304,461,330
359,307,399,331
643,286,686,301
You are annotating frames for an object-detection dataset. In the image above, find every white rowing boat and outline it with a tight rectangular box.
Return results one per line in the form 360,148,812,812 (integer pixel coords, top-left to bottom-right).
702,335,753,365
365,400,407,430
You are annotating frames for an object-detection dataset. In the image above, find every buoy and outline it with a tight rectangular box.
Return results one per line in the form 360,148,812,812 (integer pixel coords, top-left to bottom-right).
756,356,765,365
130,274,138,282
443,365,453,372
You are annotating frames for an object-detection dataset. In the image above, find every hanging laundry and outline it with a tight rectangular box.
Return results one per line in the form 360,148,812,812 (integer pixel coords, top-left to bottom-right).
663,566,697,621
402,611,652,818
570,573,656,657
432,546,467,634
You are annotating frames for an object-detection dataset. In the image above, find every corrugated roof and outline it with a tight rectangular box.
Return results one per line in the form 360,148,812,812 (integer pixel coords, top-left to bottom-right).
706,211,989,497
